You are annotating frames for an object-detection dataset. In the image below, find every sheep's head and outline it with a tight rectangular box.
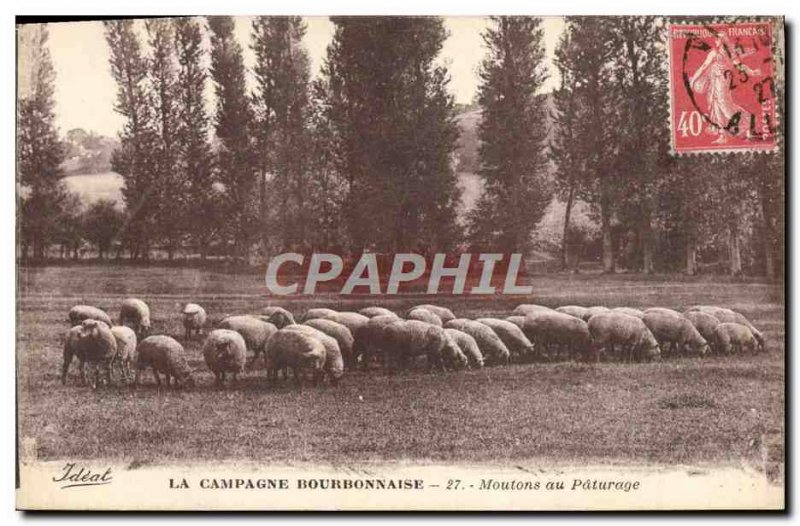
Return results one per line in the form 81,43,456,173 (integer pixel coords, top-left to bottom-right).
80,319,102,338
442,335,468,369
268,311,293,329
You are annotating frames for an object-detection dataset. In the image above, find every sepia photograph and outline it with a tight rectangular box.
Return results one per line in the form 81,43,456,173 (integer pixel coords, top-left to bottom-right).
14,14,785,511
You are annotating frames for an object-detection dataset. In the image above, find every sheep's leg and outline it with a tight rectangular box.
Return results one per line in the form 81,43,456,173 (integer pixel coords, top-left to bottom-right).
152,367,161,386
61,350,73,385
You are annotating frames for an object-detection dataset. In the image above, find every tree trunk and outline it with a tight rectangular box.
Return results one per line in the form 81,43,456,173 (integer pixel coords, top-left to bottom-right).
641,215,654,274
561,184,575,271
686,238,697,275
260,169,269,256
601,202,614,273
729,222,742,276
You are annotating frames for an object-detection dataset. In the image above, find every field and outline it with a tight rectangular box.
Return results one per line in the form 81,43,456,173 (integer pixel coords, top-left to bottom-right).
17,265,784,477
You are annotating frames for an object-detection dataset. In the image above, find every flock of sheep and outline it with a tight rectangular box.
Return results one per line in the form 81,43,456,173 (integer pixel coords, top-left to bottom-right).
60,299,766,389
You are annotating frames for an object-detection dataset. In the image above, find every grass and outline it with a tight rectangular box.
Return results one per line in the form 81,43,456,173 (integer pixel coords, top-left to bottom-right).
17,265,784,473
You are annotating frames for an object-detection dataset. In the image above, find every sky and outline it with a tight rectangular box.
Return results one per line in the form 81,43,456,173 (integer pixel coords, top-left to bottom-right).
42,16,566,138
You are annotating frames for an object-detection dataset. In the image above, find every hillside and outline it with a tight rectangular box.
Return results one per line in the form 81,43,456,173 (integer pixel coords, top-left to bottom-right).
60,128,118,176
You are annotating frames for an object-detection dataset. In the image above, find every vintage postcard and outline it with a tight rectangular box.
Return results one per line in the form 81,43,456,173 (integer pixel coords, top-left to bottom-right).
15,15,785,511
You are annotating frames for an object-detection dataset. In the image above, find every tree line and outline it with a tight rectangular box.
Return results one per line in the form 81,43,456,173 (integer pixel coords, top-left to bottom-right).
17,16,783,277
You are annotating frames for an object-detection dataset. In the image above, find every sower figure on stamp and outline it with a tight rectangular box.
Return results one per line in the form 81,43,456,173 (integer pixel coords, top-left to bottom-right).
689,32,762,144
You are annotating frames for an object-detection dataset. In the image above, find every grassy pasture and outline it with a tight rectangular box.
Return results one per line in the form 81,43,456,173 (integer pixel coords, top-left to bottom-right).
17,265,784,474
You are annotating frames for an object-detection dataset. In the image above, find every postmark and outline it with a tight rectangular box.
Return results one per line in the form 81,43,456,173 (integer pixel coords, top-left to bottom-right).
668,21,777,154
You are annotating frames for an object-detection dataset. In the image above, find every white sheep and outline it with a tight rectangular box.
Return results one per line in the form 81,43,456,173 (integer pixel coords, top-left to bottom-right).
203,329,248,385
120,298,151,336
182,303,207,340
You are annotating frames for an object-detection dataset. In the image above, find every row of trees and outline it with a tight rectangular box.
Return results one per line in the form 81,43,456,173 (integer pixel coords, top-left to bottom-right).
17,17,783,277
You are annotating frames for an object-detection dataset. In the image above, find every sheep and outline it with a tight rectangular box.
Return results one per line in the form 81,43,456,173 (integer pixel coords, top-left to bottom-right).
303,308,338,321
521,312,592,362
555,306,590,320
444,328,484,369
182,303,207,340
443,319,510,366
110,325,137,384
68,305,112,327
684,311,722,346
120,298,151,336
587,312,660,362
644,307,684,318
218,316,277,368
611,307,645,319
505,316,527,329
512,304,554,317
409,304,456,323
352,315,404,369
581,306,611,322
384,320,467,372
686,306,765,352
642,310,709,356
284,325,344,383
712,322,758,354
261,308,296,329
322,311,370,333
135,335,195,388
406,307,443,327
303,318,355,367
202,329,247,385
61,320,117,387
359,306,397,318
476,318,534,361
265,329,327,386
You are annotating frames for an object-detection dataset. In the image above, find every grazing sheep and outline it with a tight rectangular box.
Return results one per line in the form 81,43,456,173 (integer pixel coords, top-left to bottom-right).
409,304,456,323
521,312,591,361
263,308,296,329
265,329,327,386
476,318,534,360
611,307,645,319
555,306,590,320
110,325,137,383
322,312,370,333
203,329,247,385
303,318,355,367
687,306,765,352
120,298,151,336
352,315,404,369
443,319,510,366
303,308,338,321
285,325,344,383
444,328,484,369
182,303,207,340
581,306,611,322
406,307,443,327
587,313,660,362
68,305,112,327
135,335,195,388
359,306,397,318
219,316,277,368
642,311,709,356
505,316,527,329
684,311,722,345
61,320,117,387
712,322,758,354
512,304,554,317
385,320,467,372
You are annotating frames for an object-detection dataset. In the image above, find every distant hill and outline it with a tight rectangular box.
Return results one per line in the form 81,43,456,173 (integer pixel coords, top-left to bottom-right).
61,128,119,176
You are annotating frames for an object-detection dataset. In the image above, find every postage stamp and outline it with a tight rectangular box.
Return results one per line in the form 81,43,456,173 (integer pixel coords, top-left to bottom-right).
668,21,778,154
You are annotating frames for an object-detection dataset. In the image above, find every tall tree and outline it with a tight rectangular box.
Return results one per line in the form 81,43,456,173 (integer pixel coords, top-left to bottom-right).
145,19,183,259
468,16,552,252
17,24,68,259
208,16,257,259
319,17,462,252
104,19,157,260
173,18,217,259
251,16,313,252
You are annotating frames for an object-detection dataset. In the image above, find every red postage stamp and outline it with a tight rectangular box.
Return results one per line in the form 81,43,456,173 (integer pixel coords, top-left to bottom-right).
668,21,777,154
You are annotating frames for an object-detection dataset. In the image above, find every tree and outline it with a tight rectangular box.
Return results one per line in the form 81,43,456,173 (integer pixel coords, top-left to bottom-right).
83,199,125,259
145,19,183,260
319,17,462,252
17,23,68,260
468,16,552,253
174,18,217,259
251,16,312,252
208,16,257,259
104,19,158,260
